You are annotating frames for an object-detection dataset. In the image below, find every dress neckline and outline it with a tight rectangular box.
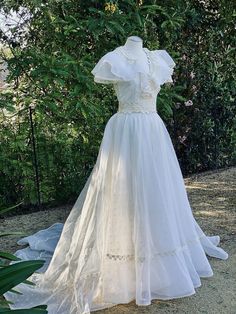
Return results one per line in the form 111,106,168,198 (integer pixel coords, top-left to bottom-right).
115,46,151,74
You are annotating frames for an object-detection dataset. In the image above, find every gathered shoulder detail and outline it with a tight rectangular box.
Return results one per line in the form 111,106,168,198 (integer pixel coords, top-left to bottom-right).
91,50,136,84
149,49,176,86
91,47,176,88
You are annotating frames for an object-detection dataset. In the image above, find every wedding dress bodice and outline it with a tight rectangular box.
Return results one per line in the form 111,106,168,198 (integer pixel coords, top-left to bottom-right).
91,46,176,113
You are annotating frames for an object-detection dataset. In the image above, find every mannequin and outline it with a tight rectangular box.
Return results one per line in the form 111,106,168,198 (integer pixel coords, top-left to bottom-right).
123,36,143,55
121,35,149,72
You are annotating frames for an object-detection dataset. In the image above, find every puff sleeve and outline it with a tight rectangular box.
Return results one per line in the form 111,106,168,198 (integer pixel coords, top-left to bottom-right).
91,51,128,84
151,50,176,86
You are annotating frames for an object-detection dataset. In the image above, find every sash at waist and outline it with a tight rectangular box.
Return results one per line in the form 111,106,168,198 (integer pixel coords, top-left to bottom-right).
117,101,156,113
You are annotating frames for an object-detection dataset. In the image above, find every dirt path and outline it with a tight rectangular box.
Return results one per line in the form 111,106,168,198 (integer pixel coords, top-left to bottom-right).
1,167,235,313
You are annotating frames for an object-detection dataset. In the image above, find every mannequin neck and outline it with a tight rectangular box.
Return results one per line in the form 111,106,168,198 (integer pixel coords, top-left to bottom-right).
123,36,143,56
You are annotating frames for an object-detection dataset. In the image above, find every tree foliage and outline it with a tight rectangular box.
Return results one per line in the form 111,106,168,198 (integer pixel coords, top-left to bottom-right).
0,0,235,208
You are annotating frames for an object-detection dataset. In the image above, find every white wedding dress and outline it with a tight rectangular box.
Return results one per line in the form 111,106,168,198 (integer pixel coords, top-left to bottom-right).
3,46,228,314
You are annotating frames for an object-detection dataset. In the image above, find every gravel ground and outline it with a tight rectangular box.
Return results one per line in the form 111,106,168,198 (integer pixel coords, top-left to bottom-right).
1,166,235,314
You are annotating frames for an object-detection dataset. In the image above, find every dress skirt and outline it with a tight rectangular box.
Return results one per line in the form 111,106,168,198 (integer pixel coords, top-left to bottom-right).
3,111,228,314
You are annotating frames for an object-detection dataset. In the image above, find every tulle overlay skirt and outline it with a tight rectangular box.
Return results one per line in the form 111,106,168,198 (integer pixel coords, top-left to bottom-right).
3,112,228,314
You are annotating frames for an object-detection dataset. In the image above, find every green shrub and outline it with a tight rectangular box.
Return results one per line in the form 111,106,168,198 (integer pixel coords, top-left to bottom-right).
0,0,235,207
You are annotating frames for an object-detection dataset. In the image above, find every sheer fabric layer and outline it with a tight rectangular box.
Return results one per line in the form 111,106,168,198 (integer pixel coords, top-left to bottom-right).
3,112,228,314
91,47,175,88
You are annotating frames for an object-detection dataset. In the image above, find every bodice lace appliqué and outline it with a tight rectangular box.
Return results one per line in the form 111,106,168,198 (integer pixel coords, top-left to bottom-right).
113,47,160,113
